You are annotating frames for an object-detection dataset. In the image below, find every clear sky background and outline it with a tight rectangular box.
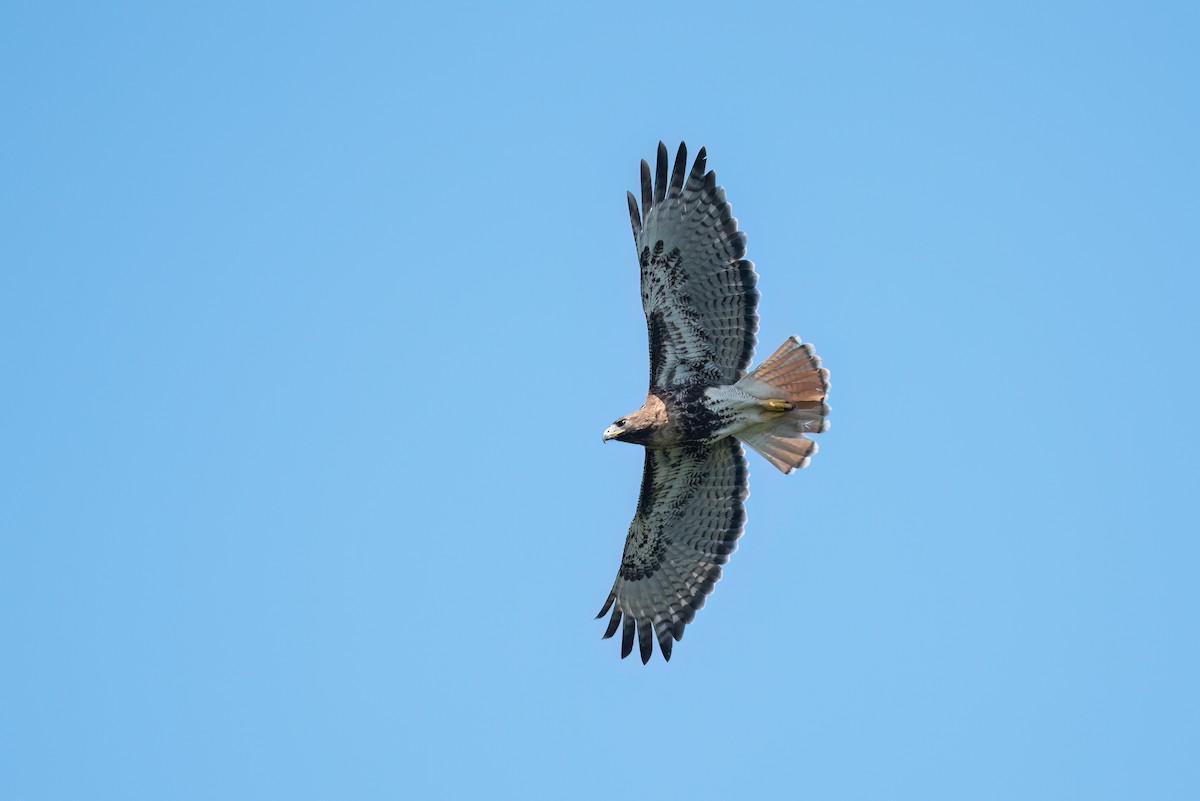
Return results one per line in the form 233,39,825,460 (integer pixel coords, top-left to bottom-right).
2,2,1197,799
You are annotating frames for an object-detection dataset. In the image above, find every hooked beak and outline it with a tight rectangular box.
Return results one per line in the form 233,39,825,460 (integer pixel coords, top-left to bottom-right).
602,425,622,443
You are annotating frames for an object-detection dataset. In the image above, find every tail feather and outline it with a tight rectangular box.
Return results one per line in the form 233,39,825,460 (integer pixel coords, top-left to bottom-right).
741,431,818,474
738,336,829,402
737,336,830,474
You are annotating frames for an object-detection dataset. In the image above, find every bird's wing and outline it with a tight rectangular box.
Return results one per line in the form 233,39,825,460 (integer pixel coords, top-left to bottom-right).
627,142,760,388
596,437,749,662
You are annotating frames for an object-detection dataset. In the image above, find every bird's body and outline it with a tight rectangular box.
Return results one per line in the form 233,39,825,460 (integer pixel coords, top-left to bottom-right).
604,383,813,449
597,142,830,663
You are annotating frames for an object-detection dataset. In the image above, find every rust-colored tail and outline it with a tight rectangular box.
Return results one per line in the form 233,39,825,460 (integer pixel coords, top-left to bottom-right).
736,336,830,474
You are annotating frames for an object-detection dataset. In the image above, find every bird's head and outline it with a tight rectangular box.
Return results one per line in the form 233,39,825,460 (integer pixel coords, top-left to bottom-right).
602,402,661,445
602,416,632,443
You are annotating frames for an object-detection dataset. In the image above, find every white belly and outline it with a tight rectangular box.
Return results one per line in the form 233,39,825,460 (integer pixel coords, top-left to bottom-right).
702,385,782,441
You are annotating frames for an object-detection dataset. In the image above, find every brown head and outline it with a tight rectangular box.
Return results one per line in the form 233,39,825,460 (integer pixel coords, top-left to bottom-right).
602,394,668,445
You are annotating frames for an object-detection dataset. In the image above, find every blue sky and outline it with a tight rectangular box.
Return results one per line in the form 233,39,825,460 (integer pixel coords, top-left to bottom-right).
2,2,1198,799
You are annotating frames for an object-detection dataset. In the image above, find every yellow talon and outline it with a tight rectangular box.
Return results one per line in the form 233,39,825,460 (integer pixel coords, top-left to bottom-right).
762,399,795,412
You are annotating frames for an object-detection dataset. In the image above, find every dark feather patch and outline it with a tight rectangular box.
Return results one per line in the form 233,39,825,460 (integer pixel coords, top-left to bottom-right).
627,191,641,236
621,616,636,659
688,148,707,193
634,447,660,519
640,159,652,220
654,141,668,206
669,142,687,199
655,619,673,661
659,636,673,661
669,385,725,443
638,619,654,664
645,309,666,390
603,607,622,639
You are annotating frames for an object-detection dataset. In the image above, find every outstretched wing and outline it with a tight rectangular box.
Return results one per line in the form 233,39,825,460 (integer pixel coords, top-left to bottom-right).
627,142,760,388
595,438,749,663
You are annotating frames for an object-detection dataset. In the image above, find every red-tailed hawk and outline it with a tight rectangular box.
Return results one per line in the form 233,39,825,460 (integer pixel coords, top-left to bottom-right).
597,142,830,663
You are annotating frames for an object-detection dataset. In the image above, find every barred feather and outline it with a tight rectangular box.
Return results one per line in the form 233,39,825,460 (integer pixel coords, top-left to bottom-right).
630,141,759,388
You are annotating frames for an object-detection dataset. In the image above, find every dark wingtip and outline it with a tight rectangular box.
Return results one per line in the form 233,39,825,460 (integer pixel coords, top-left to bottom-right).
602,607,622,639
654,141,668,205
596,592,615,619
658,626,674,661
640,159,652,217
669,142,687,197
686,148,708,194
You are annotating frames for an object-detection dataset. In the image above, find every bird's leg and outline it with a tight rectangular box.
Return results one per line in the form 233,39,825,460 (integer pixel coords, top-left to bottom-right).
760,399,795,412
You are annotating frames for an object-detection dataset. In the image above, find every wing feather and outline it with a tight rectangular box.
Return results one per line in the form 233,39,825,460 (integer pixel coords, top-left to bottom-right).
602,606,622,639
596,438,749,662
653,141,668,206
668,141,687,199
640,159,653,223
638,618,654,664
621,615,636,659
630,142,759,387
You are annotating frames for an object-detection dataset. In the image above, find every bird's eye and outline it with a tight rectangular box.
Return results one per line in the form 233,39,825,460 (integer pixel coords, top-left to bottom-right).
616,418,627,427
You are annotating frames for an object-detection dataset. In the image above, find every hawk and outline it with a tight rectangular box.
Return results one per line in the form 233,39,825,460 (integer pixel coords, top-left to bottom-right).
597,142,830,663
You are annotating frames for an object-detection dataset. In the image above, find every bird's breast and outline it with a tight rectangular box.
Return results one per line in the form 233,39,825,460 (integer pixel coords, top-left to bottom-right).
650,385,733,446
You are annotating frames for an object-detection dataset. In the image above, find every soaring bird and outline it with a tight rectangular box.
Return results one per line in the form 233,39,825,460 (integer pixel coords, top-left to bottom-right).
597,142,830,663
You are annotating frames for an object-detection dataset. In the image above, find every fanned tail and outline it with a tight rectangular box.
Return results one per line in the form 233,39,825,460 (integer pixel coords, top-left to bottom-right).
736,336,830,474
